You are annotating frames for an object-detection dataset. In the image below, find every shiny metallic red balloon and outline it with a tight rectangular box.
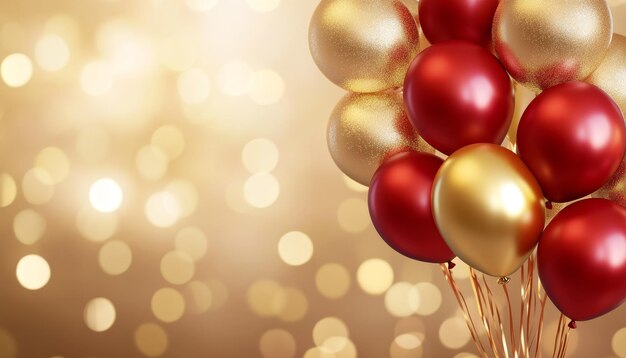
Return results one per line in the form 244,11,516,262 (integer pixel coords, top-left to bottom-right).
517,82,626,202
419,0,499,47
368,151,455,263
538,198,626,322
403,41,514,155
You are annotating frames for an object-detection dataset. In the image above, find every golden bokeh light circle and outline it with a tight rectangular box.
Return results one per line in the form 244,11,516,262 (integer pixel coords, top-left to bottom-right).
278,231,314,266
98,240,133,276
357,258,394,295
0,173,17,208
242,138,279,174
35,34,70,72
84,297,116,332
315,263,351,299
259,329,296,358
16,255,51,290
384,282,420,317
13,209,46,245
612,327,626,357
313,317,349,348
439,316,471,349
151,288,186,323
89,178,123,213
160,250,195,285
134,323,168,357
1,53,33,87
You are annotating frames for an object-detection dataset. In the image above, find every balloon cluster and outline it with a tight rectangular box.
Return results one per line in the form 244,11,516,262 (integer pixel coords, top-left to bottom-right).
309,0,626,327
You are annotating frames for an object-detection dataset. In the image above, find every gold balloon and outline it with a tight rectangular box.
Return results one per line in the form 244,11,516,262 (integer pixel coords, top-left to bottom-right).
327,91,433,186
400,0,418,16
400,0,432,51
493,0,612,90
309,0,420,93
432,144,545,277
593,157,626,206
586,34,626,116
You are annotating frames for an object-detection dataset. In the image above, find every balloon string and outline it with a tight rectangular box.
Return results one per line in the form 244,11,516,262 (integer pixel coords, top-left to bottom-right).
440,264,489,357
534,295,547,358
526,256,535,350
558,328,571,358
552,314,565,358
502,280,518,357
559,318,569,358
527,256,545,358
535,269,546,358
522,257,531,357
470,268,508,357
478,275,509,358
479,272,509,358
522,255,536,357
444,257,568,358
520,259,527,356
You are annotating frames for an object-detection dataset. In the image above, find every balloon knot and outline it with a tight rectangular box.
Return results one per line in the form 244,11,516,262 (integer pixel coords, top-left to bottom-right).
545,200,553,209
447,261,456,270
568,320,577,329
498,276,511,285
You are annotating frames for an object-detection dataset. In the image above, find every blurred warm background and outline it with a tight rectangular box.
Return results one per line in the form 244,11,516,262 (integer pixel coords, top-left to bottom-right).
1,0,626,357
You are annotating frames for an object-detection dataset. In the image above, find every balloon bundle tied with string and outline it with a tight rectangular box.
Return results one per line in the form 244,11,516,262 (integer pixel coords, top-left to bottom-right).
309,0,626,356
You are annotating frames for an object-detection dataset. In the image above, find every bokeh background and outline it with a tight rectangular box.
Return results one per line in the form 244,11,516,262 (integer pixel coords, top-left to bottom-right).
1,0,626,357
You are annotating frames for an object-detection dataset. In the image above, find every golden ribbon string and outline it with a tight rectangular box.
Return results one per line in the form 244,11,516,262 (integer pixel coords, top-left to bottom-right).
442,255,570,358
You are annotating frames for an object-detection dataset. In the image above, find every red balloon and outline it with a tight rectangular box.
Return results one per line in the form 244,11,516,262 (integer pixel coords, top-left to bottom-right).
419,0,499,47
368,151,455,263
538,198,626,322
403,41,514,155
517,81,626,202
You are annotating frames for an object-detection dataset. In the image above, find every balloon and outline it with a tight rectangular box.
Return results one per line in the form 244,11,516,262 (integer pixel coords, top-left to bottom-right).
586,34,626,116
404,41,514,155
327,91,433,186
400,0,431,50
369,151,454,263
309,0,419,93
418,0,498,47
400,0,418,17
517,81,626,203
432,144,545,277
593,157,626,207
538,198,626,322
493,0,612,90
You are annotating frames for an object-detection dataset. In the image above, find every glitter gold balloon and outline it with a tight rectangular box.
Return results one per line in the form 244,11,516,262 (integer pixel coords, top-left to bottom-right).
493,0,612,90
327,91,433,186
432,144,545,277
401,0,432,51
593,157,626,207
309,0,420,93
586,34,626,116
400,0,418,16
